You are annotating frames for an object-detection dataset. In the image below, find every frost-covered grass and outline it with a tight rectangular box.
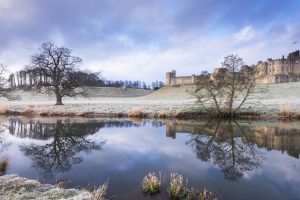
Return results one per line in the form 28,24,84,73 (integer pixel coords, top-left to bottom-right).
0,82,299,118
0,175,108,200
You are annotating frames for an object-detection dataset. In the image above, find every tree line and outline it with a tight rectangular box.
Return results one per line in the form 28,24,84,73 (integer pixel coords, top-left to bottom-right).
8,69,163,90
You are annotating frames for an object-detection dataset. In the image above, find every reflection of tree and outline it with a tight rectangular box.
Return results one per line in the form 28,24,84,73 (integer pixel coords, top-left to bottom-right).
187,120,263,182
0,125,11,153
20,120,105,177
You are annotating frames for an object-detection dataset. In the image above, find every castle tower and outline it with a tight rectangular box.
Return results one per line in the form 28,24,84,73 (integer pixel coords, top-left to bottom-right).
166,70,176,85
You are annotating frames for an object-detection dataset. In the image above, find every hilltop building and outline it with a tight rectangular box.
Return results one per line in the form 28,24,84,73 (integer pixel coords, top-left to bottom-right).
165,70,201,85
165,50,300,85
255,50,300,83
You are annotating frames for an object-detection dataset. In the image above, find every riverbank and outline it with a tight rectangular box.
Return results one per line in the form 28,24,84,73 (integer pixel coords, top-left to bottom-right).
0,83,299,120
0,175,107,200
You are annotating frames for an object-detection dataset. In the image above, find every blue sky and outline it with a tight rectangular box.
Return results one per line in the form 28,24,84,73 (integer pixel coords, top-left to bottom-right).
0,0,299,82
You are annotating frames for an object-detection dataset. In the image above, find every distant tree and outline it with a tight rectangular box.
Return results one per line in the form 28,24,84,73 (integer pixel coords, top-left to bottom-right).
0,64,19,100
151,81,164,90
28,42,85,105
193,54,256,117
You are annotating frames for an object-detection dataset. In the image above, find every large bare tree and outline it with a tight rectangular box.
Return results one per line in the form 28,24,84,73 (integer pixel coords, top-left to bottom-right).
193,54,256,117
29,42,85,105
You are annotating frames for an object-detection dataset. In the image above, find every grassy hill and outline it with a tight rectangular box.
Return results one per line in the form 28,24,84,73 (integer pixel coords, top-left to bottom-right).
145,82,300,102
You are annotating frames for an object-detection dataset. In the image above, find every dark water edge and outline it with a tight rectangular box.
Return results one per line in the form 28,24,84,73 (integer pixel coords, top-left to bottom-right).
0,117,300,200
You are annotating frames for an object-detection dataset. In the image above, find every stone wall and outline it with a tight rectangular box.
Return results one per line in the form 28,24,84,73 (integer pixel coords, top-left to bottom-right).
166,70,199,85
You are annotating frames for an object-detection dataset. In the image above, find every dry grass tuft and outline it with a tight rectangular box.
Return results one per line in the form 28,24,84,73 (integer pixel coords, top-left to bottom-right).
93,182,108,200
142,172,162,195
174,110,183,118
0,155,9,176
169,173,187,199
0,106,9,114
279,104,292,118
19,106,34,115
128,108,146,118
296,107,300,118
186,188,220,200
157,111,169,118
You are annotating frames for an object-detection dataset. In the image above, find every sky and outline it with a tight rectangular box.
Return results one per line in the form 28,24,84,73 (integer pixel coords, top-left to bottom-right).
0,0,300,82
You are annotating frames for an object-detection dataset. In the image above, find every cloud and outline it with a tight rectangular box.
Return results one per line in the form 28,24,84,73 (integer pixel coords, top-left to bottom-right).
235,26,256,42
0,0,299,82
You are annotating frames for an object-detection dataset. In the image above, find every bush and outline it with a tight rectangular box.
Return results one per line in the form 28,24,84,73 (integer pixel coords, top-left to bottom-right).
142,172,162,195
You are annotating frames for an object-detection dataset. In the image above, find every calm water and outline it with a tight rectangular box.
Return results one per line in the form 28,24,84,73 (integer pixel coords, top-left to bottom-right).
0,117,300,200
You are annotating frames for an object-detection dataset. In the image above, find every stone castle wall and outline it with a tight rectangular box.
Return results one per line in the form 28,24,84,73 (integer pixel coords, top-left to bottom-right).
165,50,300,85
166,70,200,85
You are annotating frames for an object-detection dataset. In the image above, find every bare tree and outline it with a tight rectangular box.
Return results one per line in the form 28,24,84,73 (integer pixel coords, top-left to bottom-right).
193,54,256,117
28,42,85,105
0,64,19,100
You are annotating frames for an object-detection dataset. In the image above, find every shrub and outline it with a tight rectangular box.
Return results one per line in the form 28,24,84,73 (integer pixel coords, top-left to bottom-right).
128,108,145,118
0,155,9,176
169,172,187,199
142,172,162,195
279,104,292,118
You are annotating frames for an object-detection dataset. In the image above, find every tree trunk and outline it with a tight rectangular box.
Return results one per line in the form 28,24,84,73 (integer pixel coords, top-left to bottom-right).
55,87,63,105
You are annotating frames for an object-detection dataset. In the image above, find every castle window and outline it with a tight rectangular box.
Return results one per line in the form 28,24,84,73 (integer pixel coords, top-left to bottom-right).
282,67,284,71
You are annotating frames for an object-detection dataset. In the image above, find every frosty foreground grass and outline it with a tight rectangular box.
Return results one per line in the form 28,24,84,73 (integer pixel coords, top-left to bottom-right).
0,175,108,200
93,182,108,200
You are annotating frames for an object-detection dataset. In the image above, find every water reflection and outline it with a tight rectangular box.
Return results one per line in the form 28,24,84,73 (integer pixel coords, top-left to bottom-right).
1,117,300,199
165,120,300,182
186,121,263,182
13,119,106,177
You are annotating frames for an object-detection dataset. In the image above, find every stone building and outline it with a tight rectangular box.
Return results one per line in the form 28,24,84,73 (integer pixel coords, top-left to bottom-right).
165,70,201,85
165,50,300,85
255,50,300,83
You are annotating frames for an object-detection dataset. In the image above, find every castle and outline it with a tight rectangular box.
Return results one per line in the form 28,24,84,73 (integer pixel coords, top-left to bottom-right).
255,50,300,83
166,50,300,85
166,70,201,85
